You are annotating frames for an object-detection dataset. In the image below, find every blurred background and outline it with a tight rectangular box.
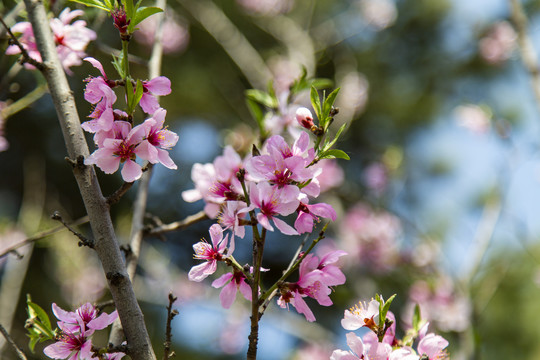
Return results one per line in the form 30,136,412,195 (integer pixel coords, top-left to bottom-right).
2,0,540,359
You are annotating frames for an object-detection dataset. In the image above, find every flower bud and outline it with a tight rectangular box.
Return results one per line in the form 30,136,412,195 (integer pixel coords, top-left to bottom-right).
296,107,315,129
112,7,130,37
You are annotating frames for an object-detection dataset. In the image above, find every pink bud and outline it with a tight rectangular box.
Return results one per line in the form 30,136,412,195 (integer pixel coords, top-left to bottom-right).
112,7,130,35
296,107,314,129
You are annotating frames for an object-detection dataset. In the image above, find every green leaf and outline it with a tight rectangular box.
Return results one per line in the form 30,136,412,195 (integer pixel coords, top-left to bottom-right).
245,89,278,109
122,0,134,21
246,98,264,129
133,79,144,111
323,123,347,152
380,294,397,328
111,55,125,79
412,304,422,332
130,6,163,31
69,0,111,11
311,78,333,90
103,0,114,10
318,149,350,161
125,77,134,113
28,335,39,353
27,301,51,331
310,86,322,122
290,66,308,95
322,87,340,119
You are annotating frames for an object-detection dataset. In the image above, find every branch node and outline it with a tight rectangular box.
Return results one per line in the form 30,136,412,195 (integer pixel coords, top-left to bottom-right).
65,155,86,170
106,271,125,286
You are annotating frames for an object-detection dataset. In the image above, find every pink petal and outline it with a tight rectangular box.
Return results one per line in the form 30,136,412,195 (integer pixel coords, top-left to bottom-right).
209,224,223,247
219,281,238,309
309,203,337,221
292,293,315,322
88,310,118,330
43,342,74,358
256,213,274,232
188,261,216,282
341,310,364,331
182,189,202,202
157,148,177,169
294,212,314,234
136,140,159,163
78,339,93,358
211,272,234,288
52,303,76,323
84,56,106,78
145,76,172,95
330,350,360,360
346,332,364,358
273,217,299,235
121,159,142,182
139,93,160,114
239,279,252,301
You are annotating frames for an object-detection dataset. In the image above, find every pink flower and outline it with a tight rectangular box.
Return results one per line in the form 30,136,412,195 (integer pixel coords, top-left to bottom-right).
140,77,172,114
84,120,146,182
278,250,346,321
417,333,449,360
43,330,93,360
82,57,117,133
136,108,179,169
218,200,249,252
294,197,337,234
188,224,229,282
182,146,245,218
247,182,299,235
341,299,380,331
211,270,252,309
52,302,117,336
277,287,316,322
246,133,317,199
7,8,96,73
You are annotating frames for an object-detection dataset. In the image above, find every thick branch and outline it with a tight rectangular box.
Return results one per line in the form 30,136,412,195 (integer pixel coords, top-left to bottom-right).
22,1,155,359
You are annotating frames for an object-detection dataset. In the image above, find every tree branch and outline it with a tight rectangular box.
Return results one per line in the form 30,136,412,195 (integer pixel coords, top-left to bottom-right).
21,0,156,358
144,210,208,236
0,324,27,360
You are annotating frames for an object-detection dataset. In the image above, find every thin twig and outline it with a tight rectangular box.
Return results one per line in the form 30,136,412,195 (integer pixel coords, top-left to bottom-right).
51,211,94,248
0,15,44,70
163,293,178,360
0,216,89,260
144,211,208,236
0,324,27,360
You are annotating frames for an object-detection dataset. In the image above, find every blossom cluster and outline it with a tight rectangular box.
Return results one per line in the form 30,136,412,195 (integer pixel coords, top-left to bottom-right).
332,298,450,360
43,303,122,360
6,8,96,74
184,105,347,321
81,57,178,182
